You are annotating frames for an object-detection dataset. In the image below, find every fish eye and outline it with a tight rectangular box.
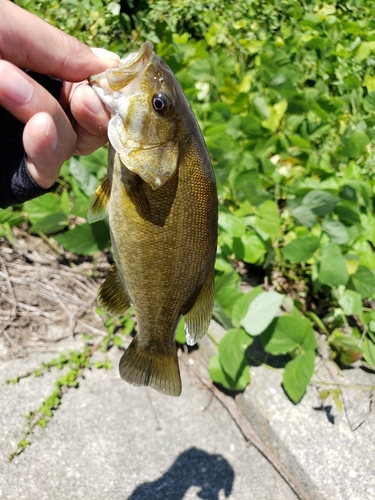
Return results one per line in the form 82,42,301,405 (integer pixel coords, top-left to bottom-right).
152,93,172,115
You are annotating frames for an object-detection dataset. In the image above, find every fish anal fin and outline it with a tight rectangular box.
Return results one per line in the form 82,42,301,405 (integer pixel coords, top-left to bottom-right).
184,269,215,346
88,176,111,223
119,336,182,397
97,265,131,315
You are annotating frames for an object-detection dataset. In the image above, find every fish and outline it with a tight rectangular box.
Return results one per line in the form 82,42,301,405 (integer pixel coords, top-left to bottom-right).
88,41,217,396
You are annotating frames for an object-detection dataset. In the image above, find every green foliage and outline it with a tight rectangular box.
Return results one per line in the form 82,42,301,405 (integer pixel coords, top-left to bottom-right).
4,0,375,408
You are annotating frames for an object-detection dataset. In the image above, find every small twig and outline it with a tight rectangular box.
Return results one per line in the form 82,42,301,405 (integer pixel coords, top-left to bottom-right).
145,387,161,431
184,352,310,500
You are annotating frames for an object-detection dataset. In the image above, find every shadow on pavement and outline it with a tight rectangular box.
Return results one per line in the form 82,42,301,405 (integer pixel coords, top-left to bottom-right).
127,447,234,499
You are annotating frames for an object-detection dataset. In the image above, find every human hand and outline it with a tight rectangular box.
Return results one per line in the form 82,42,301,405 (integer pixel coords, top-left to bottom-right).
0,0,120,189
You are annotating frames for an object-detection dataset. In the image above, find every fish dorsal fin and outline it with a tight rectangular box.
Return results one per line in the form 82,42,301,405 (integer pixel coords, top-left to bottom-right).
87,176,111,223
184,268,215,346
97,265,132,316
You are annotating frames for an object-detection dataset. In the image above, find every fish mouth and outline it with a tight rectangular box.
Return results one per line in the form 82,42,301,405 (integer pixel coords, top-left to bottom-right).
89,41,155,94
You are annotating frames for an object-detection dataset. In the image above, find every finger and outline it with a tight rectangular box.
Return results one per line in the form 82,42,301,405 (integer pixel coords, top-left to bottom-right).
0,61,76,153
0,0,119,81
66,82,110,154
0,61,77,188
23,113,66,189
68,82,110,136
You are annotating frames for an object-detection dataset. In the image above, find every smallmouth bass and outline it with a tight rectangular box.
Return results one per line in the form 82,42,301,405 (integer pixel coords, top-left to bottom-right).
88,41,217,396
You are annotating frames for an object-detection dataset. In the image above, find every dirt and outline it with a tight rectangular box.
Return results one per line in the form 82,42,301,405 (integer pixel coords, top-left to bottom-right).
0,228,111,359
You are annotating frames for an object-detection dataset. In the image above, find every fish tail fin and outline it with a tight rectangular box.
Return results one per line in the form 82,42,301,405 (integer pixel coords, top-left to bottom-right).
119,336,182,397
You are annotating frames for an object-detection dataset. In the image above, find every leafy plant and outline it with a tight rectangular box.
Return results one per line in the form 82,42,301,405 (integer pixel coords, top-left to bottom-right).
4,0,375,411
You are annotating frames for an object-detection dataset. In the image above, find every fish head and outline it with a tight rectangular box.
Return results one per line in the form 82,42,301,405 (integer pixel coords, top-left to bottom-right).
90,41,183,190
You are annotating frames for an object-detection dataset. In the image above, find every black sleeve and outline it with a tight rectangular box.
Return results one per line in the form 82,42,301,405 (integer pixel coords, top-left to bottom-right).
0,72,63,209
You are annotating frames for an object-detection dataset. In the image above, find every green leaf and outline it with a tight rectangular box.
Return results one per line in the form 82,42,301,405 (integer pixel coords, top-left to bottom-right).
289,205,316,228
69,158,99,197
215,271,243,316
342,132,370,159
218,328,253,381
322,219,349,244
283,351,315,403
54,222,110,255
261,315,316,355
29,212,68,235
362,338,375,369
24,193,62,224
0,208,24,227
208,354,250,391
254,200,280,240
302,190,339,216
175,318,186,344
338,290,362,317
241,291,284,336
281,236,319,263
318,243,349,287
232,286,263,326
218,213,246,238
349,266,375,298
241,233,266,264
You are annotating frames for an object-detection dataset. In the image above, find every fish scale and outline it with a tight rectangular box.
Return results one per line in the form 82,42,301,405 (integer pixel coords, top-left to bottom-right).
88,41,217,396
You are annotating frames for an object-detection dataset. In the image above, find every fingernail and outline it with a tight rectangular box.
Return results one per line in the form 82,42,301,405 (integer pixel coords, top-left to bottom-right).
0,65,33,105
28,114,58,158
91,48,120,65
87,94,105,115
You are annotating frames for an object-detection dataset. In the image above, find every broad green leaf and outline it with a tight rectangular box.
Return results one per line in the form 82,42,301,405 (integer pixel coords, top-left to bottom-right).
281,236,319,263
218,213,246,238
208,354,250,391
215,271,243,316
254,200,280,240
175,318,186,344
54,222,110,255
349,266,375,298
261,314,316,355
289,205,316,228
342,132,370,159
29,213,68,235
318,243,348,287
338,290,362,317
24,193,62,225
302,190,339,216
241,233,266,264
322,219,349,244
283,351,315,403
218,328,253,380
232,286,263,326
241,291,284,336
329,330,362,353
0,208,24,227
69,157,99,197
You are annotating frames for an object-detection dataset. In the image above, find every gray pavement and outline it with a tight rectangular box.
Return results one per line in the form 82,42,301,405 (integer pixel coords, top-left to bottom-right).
0,340,296,500
1,328,374,500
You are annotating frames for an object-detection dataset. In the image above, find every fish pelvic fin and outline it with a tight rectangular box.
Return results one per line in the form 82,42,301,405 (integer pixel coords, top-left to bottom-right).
97,265,132,315
119,336,182,397
87,176,111,223
184,268,215,346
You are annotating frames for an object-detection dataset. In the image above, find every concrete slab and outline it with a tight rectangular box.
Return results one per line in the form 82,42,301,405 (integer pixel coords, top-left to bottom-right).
236,361,375,500
0,345,297,500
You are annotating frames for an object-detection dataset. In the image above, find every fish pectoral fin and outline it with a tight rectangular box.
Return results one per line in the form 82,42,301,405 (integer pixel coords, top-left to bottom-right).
184,268,215,346
123,141,179,190
87,176,111,223
97,265,132,315
119,336,182,397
